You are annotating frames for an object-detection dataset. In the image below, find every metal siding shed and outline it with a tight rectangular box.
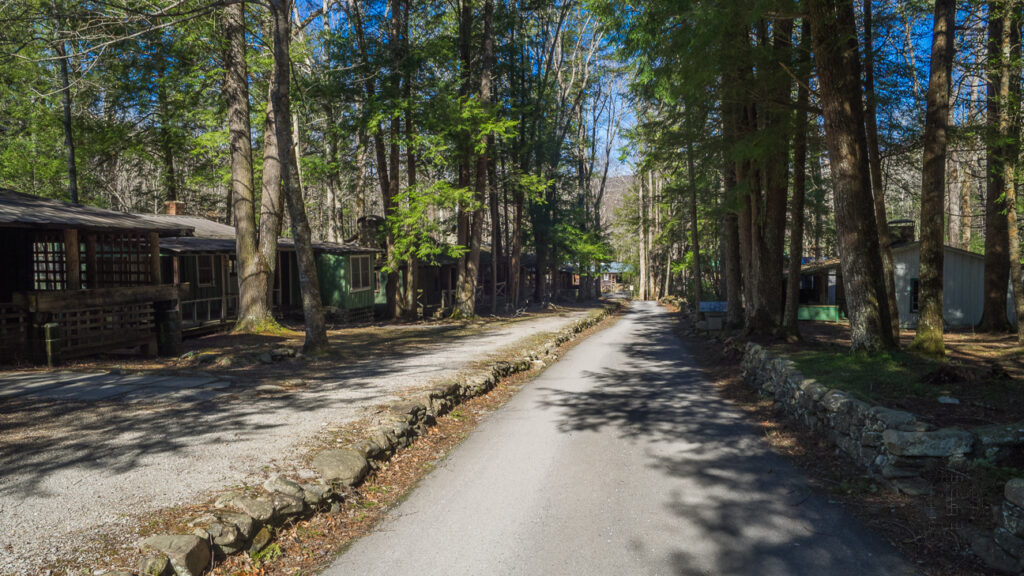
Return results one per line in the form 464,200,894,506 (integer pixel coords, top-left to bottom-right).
892,242,985,328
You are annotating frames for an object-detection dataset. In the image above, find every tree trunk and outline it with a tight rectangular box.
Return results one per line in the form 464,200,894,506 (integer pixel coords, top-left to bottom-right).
270,0,327,352
223,0,271,332
489,135,501,312
469,0,493,315
863,0,900,341
56,40,78,204
259,79,284,312
455,0,478,316
638,174,648,300
911,0,956,356
687,144,702,309
1000,3,1024,342
747,18,793,334
783,20,811,336
400,0,417,320
980,1,1014,332
808,0,895,352
724,210,743,328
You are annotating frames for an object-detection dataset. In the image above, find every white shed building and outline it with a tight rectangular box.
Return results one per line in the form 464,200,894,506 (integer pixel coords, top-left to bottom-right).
892,242,1016,328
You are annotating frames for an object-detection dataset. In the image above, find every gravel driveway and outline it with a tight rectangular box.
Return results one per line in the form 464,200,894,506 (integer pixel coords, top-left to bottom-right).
0,311,587,575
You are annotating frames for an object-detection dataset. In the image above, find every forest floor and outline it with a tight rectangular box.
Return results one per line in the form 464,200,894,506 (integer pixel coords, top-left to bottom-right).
0,303,597,575
670,307,1024,576
673,312,996,576
772,322,1024,430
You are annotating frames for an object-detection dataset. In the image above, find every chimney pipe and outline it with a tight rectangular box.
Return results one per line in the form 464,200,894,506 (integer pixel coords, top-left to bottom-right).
163,200,185,215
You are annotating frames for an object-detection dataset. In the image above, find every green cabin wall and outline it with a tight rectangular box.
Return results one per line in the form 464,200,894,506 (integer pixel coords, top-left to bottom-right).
160,251,376,316
316,253,375,311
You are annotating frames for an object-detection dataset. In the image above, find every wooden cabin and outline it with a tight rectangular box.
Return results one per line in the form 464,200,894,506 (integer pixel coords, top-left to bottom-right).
315,241,379,322
554,265,581,302
0,190,190,364
152,215,379,332
374,251,522,318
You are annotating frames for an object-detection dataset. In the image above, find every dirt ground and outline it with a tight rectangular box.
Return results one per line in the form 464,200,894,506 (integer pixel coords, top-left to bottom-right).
774,321,1024,429
2,303,602,383
672,311,1000,576
0,303,599,576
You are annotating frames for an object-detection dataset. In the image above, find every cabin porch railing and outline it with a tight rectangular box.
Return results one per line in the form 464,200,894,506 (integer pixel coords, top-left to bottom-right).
181,295,238,330
9,284,187,365
0,303,29,362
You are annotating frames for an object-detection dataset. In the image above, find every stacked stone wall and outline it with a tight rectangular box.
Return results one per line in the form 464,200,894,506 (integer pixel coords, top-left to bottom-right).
742,342,1024,574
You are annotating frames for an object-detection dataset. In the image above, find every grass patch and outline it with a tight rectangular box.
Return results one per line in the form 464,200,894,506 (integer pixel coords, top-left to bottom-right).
783,346,942,403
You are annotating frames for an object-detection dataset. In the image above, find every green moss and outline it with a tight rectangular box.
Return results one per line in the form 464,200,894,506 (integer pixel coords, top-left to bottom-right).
909,332,946,358
782,347,942,403
250,542,282,566
233,317,296,337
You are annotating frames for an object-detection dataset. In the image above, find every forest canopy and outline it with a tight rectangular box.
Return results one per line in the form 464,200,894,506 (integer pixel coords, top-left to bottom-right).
1,0,1022,353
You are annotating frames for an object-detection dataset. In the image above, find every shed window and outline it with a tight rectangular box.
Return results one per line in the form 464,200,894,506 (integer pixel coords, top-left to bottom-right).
910,278,920,313
352,255,372,292
197,255,216,287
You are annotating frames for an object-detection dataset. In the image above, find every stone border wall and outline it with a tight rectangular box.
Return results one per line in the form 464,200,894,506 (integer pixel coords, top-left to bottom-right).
742,342,1024,575
102,303,622,576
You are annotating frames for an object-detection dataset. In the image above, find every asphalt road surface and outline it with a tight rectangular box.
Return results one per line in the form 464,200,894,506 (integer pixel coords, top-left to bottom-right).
325,301,917,576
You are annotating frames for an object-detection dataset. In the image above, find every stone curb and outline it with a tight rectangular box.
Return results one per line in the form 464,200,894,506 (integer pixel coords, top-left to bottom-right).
103,302,623,576
741,342,1024,575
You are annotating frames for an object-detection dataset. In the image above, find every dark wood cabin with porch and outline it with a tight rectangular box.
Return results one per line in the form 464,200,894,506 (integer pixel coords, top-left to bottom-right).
554,265,582,301
0,190,190,365
373,251,520,318
152,215,379,332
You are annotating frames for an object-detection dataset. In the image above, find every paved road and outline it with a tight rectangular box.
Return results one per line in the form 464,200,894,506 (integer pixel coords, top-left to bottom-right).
326,302,917,576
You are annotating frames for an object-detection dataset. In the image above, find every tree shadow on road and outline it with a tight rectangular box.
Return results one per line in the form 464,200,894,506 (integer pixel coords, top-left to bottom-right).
534,304,914,576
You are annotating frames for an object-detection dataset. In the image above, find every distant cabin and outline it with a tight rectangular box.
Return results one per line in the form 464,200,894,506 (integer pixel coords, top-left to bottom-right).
0,189,190,364
795,242,1017,329
149,215,379,333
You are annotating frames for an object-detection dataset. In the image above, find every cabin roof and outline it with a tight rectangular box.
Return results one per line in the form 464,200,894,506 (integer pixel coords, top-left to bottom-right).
146,214,236,239
795,242,984,276
0,189,192,235
799,258,842,275
151,214,379,255
891,240,984,261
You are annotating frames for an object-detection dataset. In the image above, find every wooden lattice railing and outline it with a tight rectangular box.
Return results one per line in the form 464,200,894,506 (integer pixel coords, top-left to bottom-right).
57,303,155,358
0,304,28,361
12,284,185,360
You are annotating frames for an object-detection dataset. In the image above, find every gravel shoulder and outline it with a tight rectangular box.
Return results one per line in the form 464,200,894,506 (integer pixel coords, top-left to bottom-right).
0,309,588,575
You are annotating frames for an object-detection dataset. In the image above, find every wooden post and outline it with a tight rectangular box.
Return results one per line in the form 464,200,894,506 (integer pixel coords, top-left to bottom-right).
64,229,81,291
84,233,97,289
220,255,228,321
149,232,161,285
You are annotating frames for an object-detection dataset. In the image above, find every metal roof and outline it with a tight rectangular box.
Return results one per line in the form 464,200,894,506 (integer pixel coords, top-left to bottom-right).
0,189,192,235
152,214,378,255
146,214,236,239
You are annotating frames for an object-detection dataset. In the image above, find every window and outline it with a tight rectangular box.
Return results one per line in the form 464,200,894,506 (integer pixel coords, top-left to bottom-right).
197,255,216,287
910,278,920,313
351,255,372,292
32,233,67,291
